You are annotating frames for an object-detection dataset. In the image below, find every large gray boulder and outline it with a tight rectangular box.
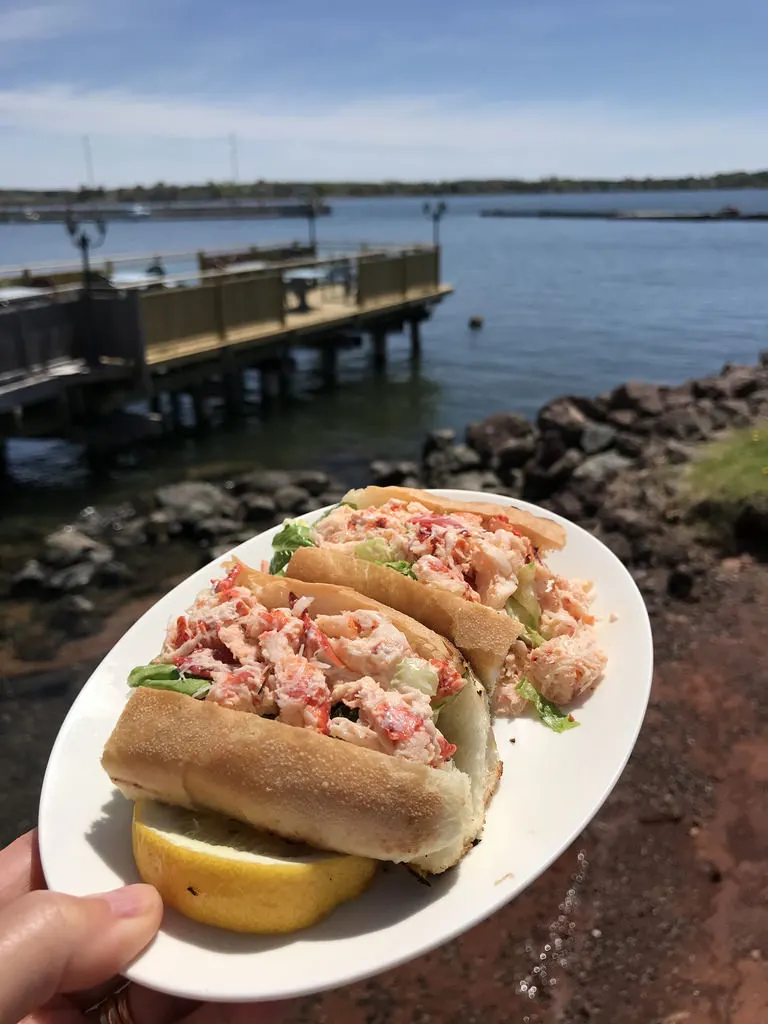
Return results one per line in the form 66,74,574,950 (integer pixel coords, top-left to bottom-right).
156,482,238,527
41,528,112,568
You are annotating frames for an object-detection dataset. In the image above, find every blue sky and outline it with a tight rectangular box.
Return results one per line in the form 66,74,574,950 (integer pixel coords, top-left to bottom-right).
2,0,767,187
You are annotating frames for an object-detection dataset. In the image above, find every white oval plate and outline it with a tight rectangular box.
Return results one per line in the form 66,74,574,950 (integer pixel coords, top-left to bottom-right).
39,490,653,1003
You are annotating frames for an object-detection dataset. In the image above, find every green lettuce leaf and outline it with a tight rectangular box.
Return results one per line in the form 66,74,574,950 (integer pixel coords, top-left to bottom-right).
353,537,417,579
391,657,439,697
269,519,316,575
506,594,539,632
505,594,545,647
515,676,578,733
128,664,210,698
523,624,546,648
384,560,417,578
383,560,417,579
512,561,541,625
355,537,393,563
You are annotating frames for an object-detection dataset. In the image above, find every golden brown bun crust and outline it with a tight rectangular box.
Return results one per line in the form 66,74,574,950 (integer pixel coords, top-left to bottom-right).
102,688,471,865
235,563,466,675
286,547,521,688
343,485,566,552
239,562,502,870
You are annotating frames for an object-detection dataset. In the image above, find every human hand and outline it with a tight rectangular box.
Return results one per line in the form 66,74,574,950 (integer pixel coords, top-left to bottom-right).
0,829,286,1024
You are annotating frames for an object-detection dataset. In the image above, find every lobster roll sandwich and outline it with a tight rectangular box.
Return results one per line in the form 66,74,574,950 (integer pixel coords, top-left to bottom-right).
102,561,501,875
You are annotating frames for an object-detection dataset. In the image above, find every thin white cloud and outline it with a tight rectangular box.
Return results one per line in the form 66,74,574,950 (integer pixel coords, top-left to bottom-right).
0,3,85,43
1,84,767,186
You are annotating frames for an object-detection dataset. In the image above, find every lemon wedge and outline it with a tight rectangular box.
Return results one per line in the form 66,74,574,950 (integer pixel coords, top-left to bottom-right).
132,800,377,934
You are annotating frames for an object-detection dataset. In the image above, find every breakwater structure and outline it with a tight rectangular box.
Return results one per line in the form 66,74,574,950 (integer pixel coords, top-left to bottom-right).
0,242,450,476
479,205,768,221
0,200,332,225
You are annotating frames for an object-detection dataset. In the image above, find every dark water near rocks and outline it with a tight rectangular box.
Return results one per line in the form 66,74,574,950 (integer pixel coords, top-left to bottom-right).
4,189,768,531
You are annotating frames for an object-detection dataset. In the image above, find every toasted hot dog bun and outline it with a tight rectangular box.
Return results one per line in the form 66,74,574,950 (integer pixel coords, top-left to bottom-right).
343,485,566,552
101,569,501,872
286,547,520,689
284,487,564,689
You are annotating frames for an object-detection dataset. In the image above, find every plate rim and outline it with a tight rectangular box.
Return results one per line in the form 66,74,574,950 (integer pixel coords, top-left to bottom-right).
38,488,653,1002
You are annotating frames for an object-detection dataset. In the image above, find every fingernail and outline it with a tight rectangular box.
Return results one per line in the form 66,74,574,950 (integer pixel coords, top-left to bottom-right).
99,884,156,918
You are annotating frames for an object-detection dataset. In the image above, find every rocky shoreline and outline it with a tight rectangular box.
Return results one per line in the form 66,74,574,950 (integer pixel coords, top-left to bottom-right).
2,357,768,1021
3,354,768,692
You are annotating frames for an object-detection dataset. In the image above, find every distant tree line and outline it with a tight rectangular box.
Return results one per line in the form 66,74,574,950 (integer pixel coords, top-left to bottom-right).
2,170,768,205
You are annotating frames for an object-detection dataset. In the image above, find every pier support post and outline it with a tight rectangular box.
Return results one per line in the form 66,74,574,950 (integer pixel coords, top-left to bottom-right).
320,343,338,386
371,329,387,370
149,391,169,433
84,443,113,479
0,413,16,483
191,385,208,433
277,351,292,400
409,318,422,360
222,371,245,421
169,390,183,432
219,346,245,422
260,367,277,407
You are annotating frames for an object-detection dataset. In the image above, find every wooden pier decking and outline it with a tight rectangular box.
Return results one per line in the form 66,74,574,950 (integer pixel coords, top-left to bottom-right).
142,258,449,368
0,244,451,463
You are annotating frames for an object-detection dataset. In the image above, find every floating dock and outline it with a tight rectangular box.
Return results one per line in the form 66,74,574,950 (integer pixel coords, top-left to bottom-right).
479,207,768,221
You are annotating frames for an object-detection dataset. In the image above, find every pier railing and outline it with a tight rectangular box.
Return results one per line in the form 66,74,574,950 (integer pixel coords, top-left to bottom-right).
0,245,444,384
139,247,440,361
197,243,315,273
0,264,114,290
0,300,80,380
0,241,422,288
140,272,286,354
221,273,285,340
0,292,148,385
357,248,439,308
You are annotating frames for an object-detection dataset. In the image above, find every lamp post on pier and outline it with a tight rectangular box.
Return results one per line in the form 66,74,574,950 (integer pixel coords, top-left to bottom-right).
423,200,447,247
64,209,107,368
64,209,107,293
306,196,321,251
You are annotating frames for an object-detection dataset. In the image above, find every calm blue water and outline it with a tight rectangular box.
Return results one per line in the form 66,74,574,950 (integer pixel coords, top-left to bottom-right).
3,190,768,512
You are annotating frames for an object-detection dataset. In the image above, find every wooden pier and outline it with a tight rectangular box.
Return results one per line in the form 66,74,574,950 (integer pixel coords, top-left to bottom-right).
0,245,450,472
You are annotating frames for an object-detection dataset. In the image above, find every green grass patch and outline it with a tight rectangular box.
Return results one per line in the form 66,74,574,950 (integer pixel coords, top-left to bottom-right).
687,423,768,503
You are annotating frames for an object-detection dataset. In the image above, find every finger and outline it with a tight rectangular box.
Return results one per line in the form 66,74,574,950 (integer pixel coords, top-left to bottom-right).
18,997,84,1023
180,1001,287,1024
0,831,45,910
0,885,162,1024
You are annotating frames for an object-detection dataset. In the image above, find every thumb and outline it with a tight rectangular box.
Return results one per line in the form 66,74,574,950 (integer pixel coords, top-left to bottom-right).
0,885,162,1024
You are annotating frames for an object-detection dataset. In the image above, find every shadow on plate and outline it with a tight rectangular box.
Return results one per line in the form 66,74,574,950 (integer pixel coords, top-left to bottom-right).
160,860,458,953
86,789,459,951
86,791,142,884
301,860,459,943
